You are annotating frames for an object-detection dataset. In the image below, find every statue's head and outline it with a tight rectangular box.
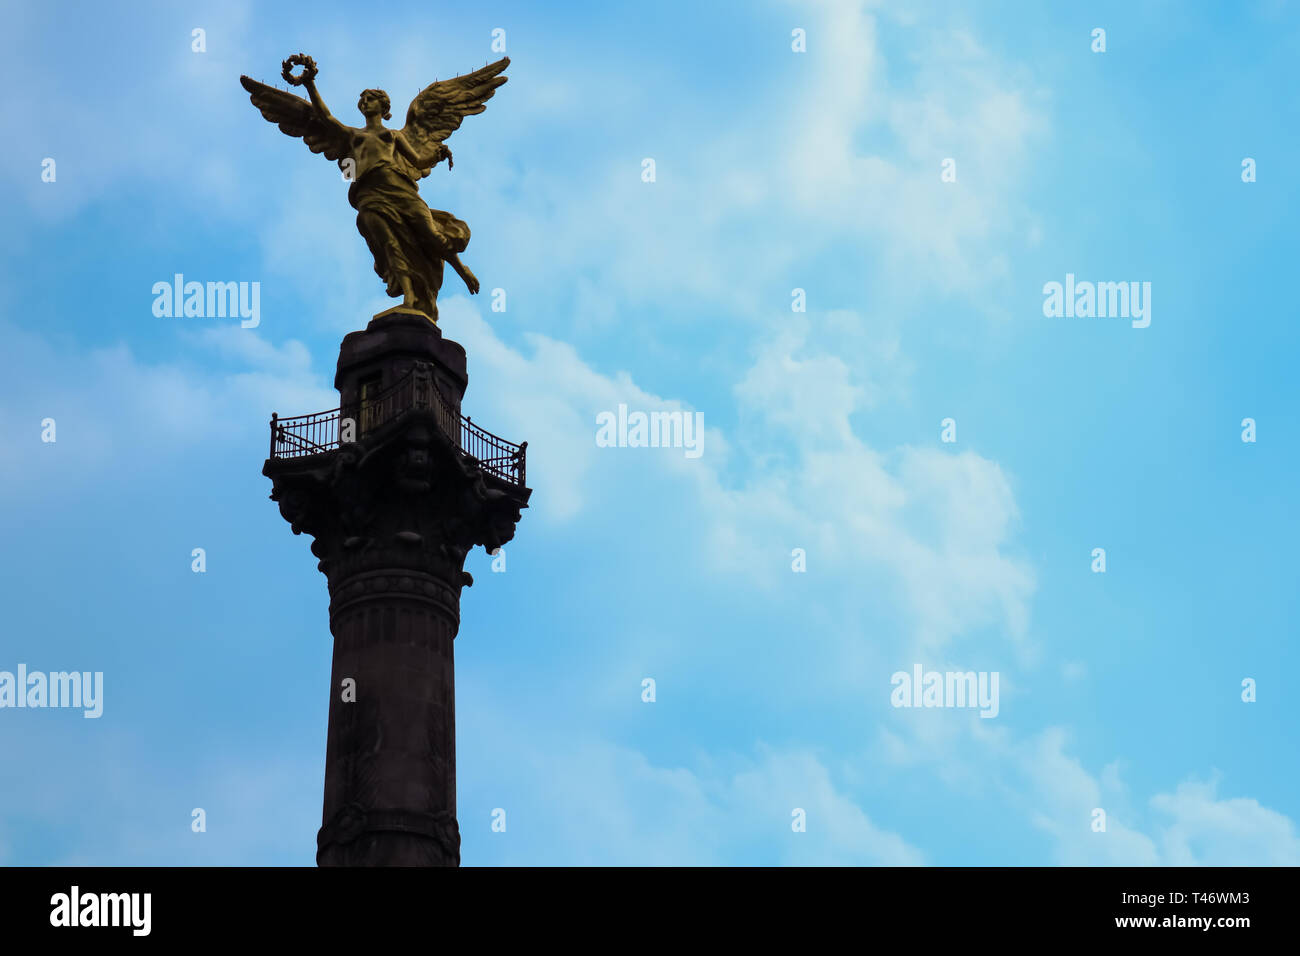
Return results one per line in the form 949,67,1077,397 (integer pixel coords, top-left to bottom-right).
358,89,392,121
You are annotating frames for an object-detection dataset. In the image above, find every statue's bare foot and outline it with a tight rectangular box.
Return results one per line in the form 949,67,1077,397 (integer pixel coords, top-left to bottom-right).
448,255,479,294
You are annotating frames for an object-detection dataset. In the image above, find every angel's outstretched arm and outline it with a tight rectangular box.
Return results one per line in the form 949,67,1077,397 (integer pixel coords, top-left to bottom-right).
302,77,336,123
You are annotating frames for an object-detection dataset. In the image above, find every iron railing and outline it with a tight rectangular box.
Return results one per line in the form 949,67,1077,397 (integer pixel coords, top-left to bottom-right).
269,364,526,487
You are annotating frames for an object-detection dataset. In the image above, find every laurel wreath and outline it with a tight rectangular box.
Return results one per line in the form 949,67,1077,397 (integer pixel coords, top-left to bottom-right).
281,53,318,87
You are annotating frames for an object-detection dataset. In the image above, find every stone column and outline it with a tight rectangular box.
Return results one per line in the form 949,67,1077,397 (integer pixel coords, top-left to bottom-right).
263,309,529,866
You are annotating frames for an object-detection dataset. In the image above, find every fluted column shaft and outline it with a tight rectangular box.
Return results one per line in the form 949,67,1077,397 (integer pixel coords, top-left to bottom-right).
317,566,463,866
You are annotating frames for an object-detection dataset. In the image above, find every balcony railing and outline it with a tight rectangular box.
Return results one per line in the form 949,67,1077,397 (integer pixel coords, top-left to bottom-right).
268,365,526,488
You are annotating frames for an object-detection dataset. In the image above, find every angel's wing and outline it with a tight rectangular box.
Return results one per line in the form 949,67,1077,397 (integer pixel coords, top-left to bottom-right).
399,57,510,179
239,75,351,162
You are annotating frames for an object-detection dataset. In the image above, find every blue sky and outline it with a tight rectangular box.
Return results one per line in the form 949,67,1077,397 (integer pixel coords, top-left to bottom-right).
1,0,1298,865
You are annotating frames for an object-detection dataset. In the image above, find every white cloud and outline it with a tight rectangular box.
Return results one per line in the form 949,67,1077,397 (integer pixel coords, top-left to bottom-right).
734,326,866,445
772,0,1045,299
896,720,1300,865
441,296,727,523
1015,727,1161,865
436,295,1035,658
0,321,333,492
1152,778,1300,866
462,718,922,865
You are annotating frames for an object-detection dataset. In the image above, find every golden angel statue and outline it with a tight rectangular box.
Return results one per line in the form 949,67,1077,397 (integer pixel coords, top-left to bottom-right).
240,53,509,322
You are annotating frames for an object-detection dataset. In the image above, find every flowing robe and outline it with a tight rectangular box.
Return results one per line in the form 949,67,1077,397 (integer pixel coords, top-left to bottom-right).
348,162,470,319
